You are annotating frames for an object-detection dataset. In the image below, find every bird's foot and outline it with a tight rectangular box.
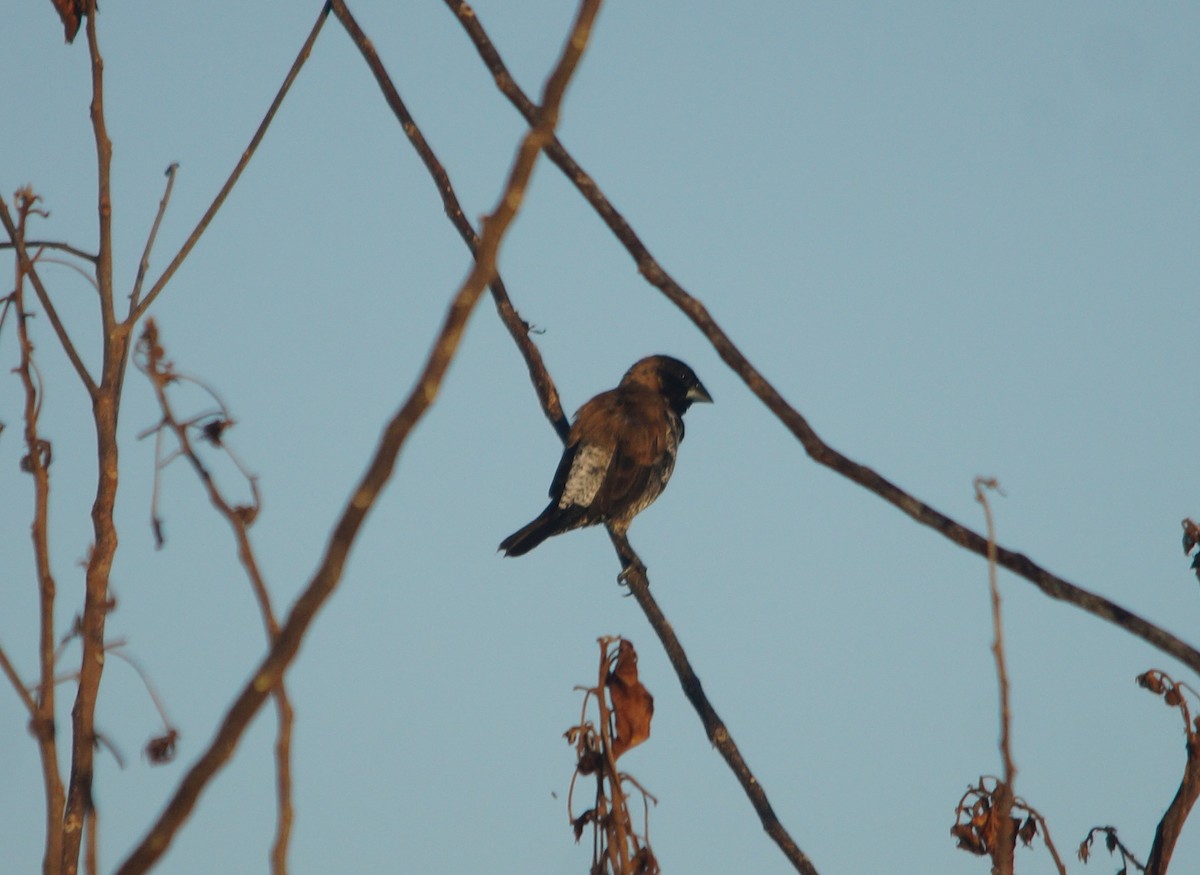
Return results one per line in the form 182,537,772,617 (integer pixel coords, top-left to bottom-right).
617,557,648,588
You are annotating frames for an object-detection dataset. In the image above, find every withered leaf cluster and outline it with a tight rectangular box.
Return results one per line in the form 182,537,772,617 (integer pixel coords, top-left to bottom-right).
566,637,658,874
1183,518,1200,584
1137,669,1200,735
951,780,1037,859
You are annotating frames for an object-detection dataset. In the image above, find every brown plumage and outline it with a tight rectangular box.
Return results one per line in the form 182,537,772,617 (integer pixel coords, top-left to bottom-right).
500,355,712,557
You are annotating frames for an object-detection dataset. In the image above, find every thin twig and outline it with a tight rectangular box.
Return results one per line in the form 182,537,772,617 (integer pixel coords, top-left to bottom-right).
443,0,1200,680
975,477,1015,875
113,3,602,870
127,5,331,324
11,190,68,875
328,0,570,441
0,643,37,715
31,254,101,292
108,647,174,732
129,163,179,309
0,239,98,262
0,195,98,397
135,321,291,872
1017,799,1067,875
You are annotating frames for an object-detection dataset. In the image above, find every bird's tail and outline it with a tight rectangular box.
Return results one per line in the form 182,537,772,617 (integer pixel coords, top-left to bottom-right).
499,505,585,557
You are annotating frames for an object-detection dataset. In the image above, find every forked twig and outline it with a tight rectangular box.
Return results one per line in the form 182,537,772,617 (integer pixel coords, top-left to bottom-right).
127,5,331,324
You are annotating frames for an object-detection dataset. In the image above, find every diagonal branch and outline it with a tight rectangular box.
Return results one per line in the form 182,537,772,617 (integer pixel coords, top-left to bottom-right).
0,195,98,398
328,0,569,441
113,2,603,870
127,4,331,324
443,0,1200,679
128,163,179,311
609,531,821,875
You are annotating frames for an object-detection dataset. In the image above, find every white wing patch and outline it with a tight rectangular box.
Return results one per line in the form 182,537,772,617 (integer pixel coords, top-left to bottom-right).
557,444,613,509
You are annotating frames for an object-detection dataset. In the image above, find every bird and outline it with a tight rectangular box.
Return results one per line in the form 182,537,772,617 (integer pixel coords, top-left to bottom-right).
499,355,712,557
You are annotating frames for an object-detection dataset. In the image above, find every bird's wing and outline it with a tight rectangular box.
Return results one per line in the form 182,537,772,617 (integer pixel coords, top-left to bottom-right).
572,388,677,523
550,390,619,510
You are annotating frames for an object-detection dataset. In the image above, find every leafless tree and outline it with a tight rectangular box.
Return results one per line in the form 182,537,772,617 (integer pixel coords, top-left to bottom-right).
3,3,1198,875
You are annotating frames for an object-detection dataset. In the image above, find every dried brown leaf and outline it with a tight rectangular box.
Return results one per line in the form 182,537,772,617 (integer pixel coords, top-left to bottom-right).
145,728,179,765
608,639,654,760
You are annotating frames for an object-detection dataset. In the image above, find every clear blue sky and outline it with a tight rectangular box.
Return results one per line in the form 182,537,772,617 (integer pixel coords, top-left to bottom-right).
3,3,1199,873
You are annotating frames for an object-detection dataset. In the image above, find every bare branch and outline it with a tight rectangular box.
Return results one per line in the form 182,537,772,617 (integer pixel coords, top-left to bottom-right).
32,254,100,292
444,0,1200,680
127,6,330,324
0,644,37,716
329,0,570,441
113,3,602,871
0,240,98,262
609,530,820,875
0,194,98,397
128,163,179,310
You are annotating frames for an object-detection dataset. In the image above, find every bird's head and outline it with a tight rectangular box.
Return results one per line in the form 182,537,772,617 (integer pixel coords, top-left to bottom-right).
622,355,713,414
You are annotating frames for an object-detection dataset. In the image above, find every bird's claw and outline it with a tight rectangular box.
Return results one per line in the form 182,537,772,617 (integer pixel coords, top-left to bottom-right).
617,558,647,587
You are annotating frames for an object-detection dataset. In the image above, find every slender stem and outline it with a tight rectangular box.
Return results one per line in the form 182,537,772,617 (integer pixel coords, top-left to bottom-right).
128,163,179,310
594,641,630,874
975,478,1015,874
0,240,98,262
329,0,569,441
113,3,602,870
128,5,331,325
0,197,98,398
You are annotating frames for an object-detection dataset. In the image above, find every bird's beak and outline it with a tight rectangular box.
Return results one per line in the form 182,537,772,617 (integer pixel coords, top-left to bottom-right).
687,382,713,404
